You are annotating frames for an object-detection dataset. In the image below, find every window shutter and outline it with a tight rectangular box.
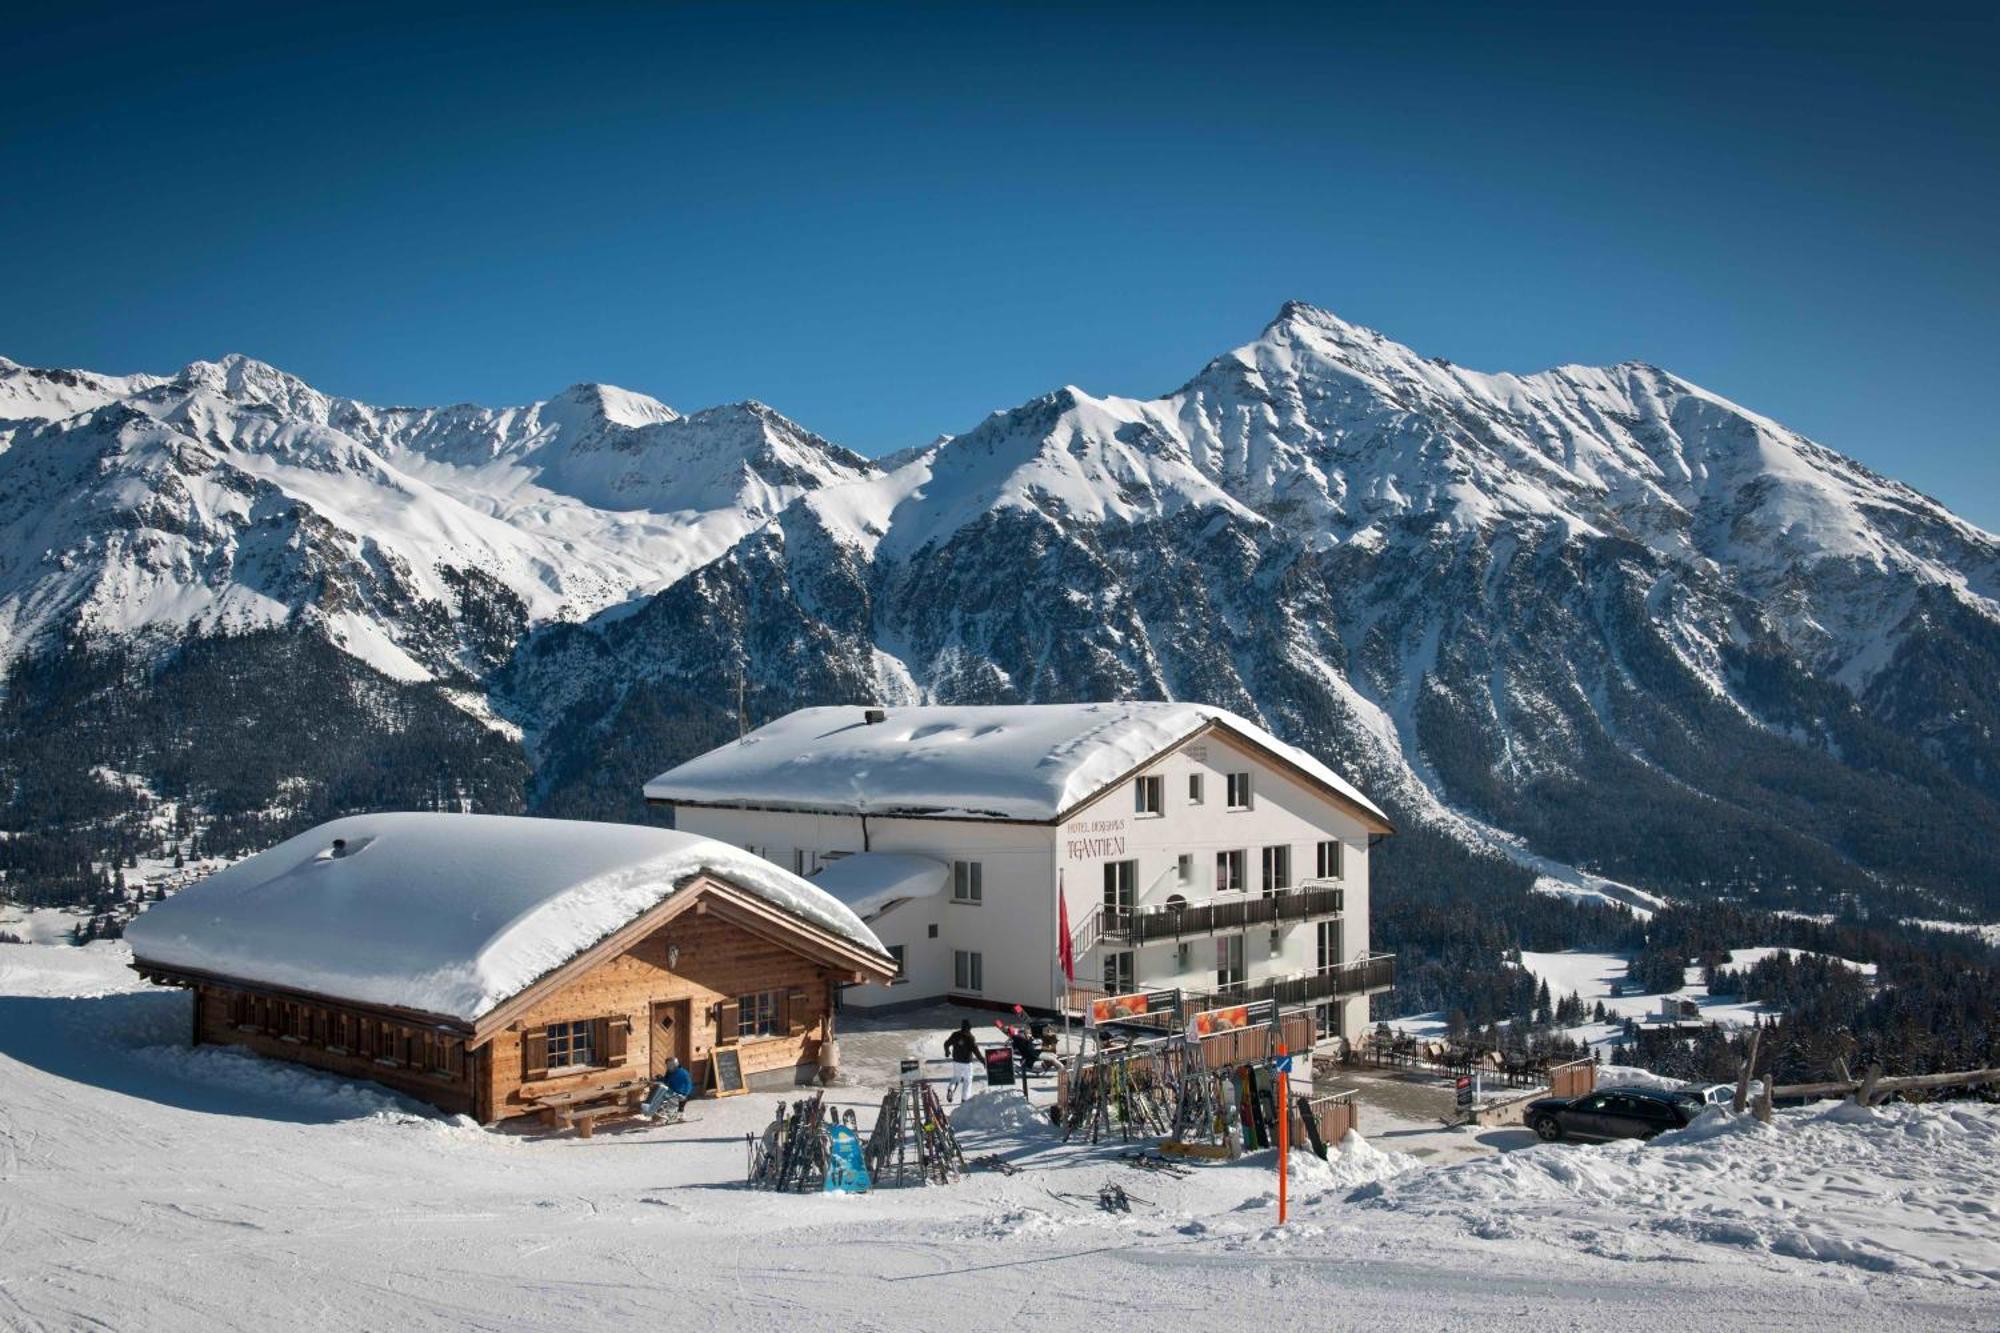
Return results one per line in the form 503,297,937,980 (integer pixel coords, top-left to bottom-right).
522,1028,550,1081
356,1017,375,1058
717,1000,741,1043
786,990,808,1036
604,1017,630,1066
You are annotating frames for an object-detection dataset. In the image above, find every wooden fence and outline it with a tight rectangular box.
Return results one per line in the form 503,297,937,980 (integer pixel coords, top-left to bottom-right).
1292,1089,1358,1151
1549,1058,1597,1100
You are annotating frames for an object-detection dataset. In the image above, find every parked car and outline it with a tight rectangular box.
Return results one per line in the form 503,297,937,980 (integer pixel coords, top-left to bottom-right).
1527,1088,1702,1142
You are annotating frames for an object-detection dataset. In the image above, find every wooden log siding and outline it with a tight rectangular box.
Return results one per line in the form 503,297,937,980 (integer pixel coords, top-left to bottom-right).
484,910,836,1120
141,875,888,1124
193,982,477,1117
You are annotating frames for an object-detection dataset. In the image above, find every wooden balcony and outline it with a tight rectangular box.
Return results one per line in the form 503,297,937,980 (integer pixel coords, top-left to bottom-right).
1102,882,1346,946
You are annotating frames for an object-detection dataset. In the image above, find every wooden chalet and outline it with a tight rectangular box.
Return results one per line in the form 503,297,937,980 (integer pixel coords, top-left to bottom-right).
125,813,898,1125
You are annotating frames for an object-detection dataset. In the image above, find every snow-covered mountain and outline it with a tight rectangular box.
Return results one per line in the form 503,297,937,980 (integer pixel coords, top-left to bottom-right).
6,307,2000,923
0,353,871,679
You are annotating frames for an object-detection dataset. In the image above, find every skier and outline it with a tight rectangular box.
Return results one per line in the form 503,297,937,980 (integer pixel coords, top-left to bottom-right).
942,1019,980,1103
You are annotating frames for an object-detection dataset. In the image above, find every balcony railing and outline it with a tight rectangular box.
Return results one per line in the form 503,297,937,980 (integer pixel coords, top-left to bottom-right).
1101,882,1345,945
1204,953,1396,1006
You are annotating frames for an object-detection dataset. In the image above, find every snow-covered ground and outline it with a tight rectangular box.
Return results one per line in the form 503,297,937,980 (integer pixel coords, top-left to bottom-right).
1515,948,1874,1050
0,903,90,945
1,943,1994,1330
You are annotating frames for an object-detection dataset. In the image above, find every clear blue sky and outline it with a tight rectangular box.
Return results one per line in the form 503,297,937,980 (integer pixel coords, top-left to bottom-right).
6,3,1996,528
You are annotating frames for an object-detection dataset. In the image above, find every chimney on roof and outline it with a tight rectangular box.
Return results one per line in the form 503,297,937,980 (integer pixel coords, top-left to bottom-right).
863,706,887,725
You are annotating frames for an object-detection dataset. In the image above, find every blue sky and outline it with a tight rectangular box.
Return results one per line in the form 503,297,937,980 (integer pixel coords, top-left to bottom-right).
5,3,1996,527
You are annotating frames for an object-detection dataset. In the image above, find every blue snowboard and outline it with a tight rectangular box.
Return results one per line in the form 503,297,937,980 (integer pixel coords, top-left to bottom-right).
823,1123,870,1193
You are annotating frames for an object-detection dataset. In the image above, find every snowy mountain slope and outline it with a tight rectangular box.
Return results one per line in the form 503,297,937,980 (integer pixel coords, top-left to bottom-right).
507,306,2000,916
6,308,2000,922
0,354,872,679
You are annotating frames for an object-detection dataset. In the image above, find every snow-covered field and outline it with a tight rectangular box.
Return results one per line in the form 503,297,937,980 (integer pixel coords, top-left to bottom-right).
1,943,1994,1330
1514,948,1873,1049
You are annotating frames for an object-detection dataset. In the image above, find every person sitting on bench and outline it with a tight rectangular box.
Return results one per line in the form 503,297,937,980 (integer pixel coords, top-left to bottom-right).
644,1058,697,1119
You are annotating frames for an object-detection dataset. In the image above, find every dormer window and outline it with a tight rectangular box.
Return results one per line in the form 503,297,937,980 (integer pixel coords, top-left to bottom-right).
1134,775,1163,816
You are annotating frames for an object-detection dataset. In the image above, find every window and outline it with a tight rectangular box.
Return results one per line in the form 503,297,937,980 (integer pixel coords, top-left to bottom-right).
1317,919,1343,974
1103,859,1136,915
927,923,939,939
736,991,779,1040
887,944,908,981
1215,848,1246,893
425,1034,461,1078
1226,772,1252,810
1260,844,1292,896
1177,853,1194,883
952,860,983,904
1188,773,1204,805
1134,774,1163,816
545,1019,595,1071
1316,839,1344,880
1103,949,1135,994
744,843,769,862
791,848,808,876
1216,934,1245,991
953,949,984,992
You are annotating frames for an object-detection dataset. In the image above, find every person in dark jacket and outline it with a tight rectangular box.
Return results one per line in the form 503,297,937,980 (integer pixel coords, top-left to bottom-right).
942,1019,980,1102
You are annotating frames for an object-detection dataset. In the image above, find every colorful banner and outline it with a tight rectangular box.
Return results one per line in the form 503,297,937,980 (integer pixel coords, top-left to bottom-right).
1189,1004,1252,1036
1088,989,1159,1026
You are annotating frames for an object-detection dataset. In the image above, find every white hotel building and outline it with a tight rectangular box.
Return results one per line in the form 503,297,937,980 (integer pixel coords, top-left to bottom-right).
644,703,1395,1043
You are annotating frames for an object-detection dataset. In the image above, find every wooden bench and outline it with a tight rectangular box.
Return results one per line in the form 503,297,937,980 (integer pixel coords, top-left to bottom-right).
531,1080,648,1138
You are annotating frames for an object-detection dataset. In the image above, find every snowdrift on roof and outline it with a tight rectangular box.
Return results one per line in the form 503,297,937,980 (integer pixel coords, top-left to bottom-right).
642,702,1389,824
807,853,949,918
124,812,890,1023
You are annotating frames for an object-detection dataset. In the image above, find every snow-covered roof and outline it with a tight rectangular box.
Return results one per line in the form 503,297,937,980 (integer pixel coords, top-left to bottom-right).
806,853,950,919
643,703,1390,825
124,813,890,1024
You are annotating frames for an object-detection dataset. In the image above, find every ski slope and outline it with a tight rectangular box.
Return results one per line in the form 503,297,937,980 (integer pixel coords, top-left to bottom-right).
0,943,1993,1331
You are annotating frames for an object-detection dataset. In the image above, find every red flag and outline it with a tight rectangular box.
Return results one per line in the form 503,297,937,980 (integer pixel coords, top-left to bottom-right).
1057,873,1076,985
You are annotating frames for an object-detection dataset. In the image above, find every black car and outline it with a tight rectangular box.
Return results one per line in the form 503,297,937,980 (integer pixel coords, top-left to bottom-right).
1526,1088,1701,1142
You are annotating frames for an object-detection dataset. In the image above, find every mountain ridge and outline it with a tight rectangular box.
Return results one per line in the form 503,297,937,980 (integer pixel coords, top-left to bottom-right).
4,304,1998,932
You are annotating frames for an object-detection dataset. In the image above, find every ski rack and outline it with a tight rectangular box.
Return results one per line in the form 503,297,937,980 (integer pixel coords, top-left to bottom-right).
861,1058,965,1187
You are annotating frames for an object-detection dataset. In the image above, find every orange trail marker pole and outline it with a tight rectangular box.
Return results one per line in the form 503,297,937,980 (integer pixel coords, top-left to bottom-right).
1276,1042,1289,1225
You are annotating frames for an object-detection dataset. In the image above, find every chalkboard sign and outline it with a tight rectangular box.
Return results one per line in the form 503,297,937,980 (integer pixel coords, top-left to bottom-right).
709,1045,747,1097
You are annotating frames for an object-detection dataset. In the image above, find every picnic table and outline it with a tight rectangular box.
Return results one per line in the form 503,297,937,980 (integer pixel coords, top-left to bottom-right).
530,1078,649,1138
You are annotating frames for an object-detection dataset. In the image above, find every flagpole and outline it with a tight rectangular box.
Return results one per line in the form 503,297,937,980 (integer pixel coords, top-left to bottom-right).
1058,869,1071,1068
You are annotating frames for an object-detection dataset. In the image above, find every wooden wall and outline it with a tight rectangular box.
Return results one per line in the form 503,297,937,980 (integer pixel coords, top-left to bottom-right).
192,983,478,1117
483,910,835,1121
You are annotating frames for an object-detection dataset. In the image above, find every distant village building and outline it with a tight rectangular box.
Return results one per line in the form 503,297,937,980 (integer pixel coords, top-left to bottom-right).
646,703,1396,1042
126,814,897,1123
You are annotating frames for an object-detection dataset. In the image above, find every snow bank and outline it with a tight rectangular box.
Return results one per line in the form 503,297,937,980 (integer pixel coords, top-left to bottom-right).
643,702,1388,823
124,813,890,1022
950,1090,1055,1136
1291,1131,1421,1194
1351,1101,2000,1287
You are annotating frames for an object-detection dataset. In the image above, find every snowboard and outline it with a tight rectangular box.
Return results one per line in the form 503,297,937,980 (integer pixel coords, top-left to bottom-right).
1293,1091,1329,1160
1252,1066,1279,1150
823,1122,870,1193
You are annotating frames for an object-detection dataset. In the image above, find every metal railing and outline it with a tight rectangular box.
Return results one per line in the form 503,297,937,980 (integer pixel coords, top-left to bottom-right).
1203,953,1395,1006
1099,883,1346,946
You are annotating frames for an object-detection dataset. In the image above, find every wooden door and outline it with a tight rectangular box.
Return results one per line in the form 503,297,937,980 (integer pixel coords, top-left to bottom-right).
650,1000,692,1080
